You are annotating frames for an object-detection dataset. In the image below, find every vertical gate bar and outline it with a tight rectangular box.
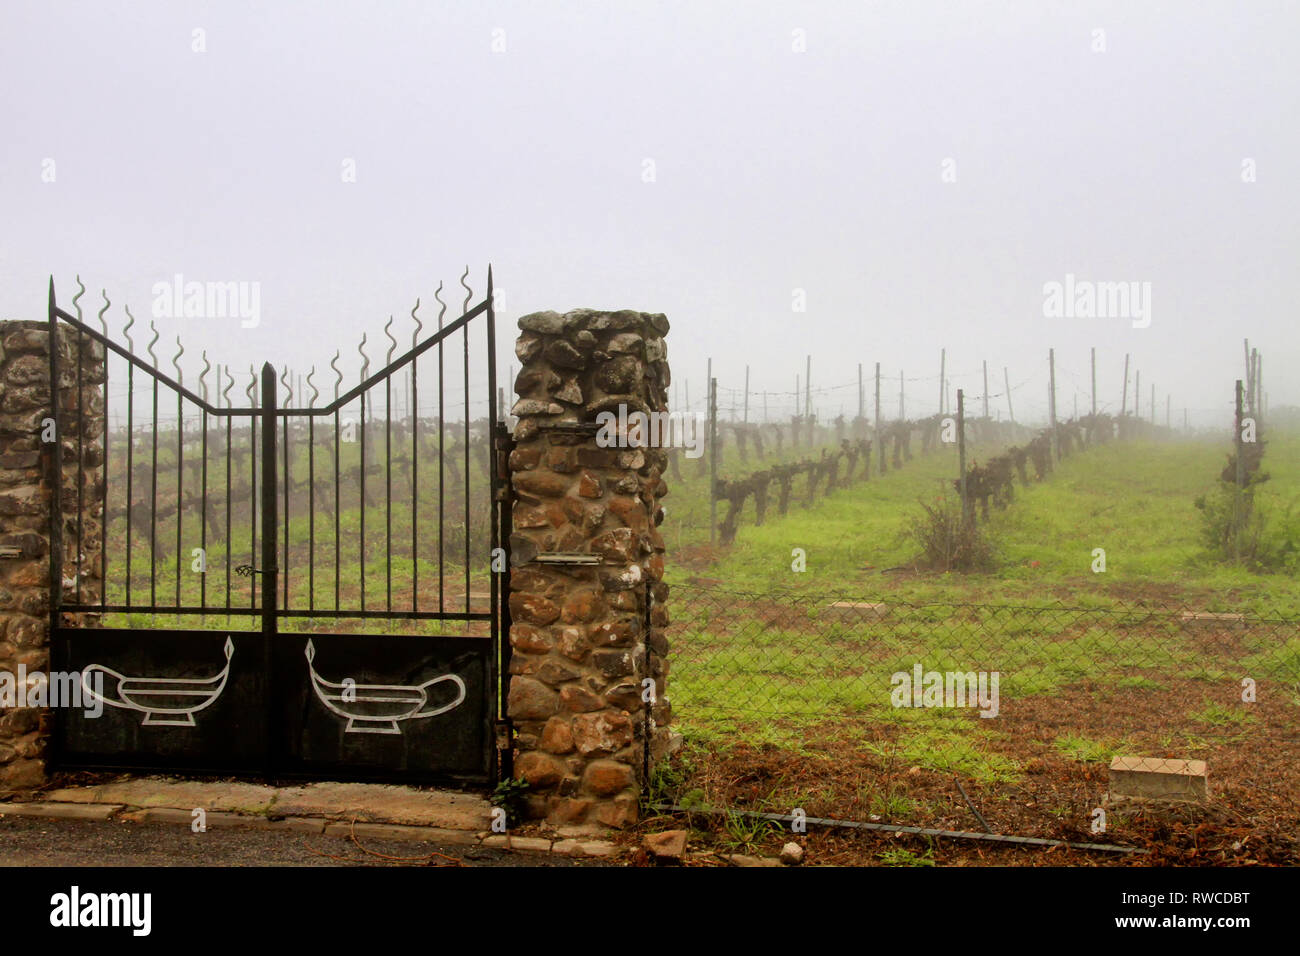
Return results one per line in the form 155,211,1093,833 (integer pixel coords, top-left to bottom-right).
334,408,341,613
224,372,232,623
76,327,84,606
101,334,109,613
201,403,208,618
360,390,367,613
150,375,159,613
438,306,445,615
385,373,392,616
463,299,470,616
485,267,501,741
308,413,315,613
260,362,278,776
496,421,513,782
411,347,419,613
282,380,289,611
250,380,258,613
46,280,64,637
125,361,134,607
175,384,183,617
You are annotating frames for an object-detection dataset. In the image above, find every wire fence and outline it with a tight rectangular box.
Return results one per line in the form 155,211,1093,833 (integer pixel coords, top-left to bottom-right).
661,583,1300,851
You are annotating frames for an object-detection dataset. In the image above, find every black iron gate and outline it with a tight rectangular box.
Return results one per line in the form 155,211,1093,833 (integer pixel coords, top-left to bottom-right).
46,270,509,787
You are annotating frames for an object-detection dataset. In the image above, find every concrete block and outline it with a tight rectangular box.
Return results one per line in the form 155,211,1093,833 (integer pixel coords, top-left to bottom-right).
1109,756,1208,802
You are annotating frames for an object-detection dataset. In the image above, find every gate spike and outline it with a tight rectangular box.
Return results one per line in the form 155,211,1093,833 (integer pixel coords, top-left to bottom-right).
71,275,86,322
459,266,472,314
330,350,342,402
96,289,111,337
433,281,446,330
411,298,423,349
280,365,291,405
172,336,185,386
245,365,256,406
306,365,319,408
199,350,211,402
146,319,159,368
358,333,369,381
221,364,234,407
384,314,396,365
122,304,136,353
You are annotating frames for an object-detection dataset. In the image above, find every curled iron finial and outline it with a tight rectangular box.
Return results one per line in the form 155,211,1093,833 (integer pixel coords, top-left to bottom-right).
122,305,136,353
330,350,342,401
433,280,446,331
146,320,160,367
280,365,291,405
459,265,472,315
221,364,234,407
358,333,369,381
199,350,211,402
245,365,256,407
306,365,319,408
172,336,185,386
384,314,396,365
96,289,110,336
72,276,86,322
410,298,422,349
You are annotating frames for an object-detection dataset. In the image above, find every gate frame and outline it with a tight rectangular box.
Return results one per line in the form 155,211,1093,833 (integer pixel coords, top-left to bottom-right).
44,270,510,788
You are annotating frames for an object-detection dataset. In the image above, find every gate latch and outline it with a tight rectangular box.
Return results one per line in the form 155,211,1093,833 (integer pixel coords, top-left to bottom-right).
235,564,263,576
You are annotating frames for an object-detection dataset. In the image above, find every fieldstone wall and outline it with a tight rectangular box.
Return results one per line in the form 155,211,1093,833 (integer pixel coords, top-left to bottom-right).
506,309,671,828
0,321,105,793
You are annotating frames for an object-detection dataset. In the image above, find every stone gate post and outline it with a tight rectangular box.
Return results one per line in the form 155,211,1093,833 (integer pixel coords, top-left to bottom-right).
505,309,672,828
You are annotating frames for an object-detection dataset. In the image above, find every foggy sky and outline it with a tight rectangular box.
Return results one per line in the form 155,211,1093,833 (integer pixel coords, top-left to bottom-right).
3,0,1296,428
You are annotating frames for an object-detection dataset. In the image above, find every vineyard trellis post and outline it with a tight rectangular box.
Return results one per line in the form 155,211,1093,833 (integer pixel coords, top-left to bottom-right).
1121,353,1129,416
709,376,718,546
982,360,988,419
1048,348,1057,460
1234,379,1245,562
938,348,945,415
1090,347,1097,417
875,362,883,474
957,388,969,523
743,365,749,424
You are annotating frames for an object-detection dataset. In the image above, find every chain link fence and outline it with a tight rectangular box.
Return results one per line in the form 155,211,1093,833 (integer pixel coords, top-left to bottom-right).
661,583,1300,856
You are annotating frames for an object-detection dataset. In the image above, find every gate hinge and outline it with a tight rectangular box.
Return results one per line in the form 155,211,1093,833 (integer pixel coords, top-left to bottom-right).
494,720,513,752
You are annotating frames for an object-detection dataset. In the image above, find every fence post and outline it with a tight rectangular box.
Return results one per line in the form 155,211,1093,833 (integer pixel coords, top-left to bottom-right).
1048,349,1058,459
709,377,718,545
874,362,882,475
938,349,945,415
1234,379,1245,562
958,389,969,523
982,360,988,419
1121,353,1129,417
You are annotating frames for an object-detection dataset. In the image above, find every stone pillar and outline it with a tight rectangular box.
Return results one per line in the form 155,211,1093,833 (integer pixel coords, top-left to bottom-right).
0,321,105,793
506,309,671,828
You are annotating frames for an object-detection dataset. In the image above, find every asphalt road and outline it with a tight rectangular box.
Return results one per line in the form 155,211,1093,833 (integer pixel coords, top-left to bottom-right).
0,817,595,867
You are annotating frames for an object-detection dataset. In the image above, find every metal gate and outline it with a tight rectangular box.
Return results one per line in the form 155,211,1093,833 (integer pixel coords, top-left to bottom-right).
46,270,510,787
